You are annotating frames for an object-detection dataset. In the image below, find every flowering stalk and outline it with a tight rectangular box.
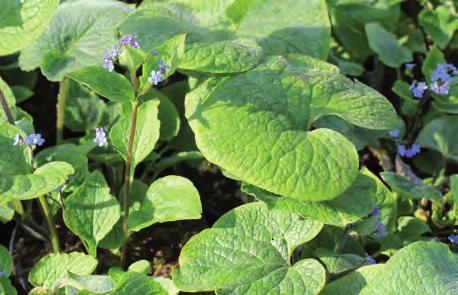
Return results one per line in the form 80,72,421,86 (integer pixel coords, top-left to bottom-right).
38,196,60,253
120,74,139,268
56,78,69,145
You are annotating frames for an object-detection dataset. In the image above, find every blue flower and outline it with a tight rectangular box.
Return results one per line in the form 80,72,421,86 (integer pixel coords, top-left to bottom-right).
365,253,376,264
409,81,427,98
388,129,400,138
25,133,45,146
430,81,450,95
102,46,117,72
397,144,420,158
431,63,455,84
53,184,64,193
448,234,458,245
0,271,5,276
371,205,380,217
148,70,163,85
119,34,139,49
158,59,170,73
375,221,387,237
93,128,107,147
151,49,159,55
405,63,416,70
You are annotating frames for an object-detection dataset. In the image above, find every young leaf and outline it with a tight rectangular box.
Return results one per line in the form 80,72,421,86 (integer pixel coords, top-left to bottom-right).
67,66,135,103
103,271,169,295
28,252,98,289
360,242,458,294
63,171,121,257
186,55,397,201
417,116,458,161
0,245,13,277
380,172,443,203
0,0,59,56
419,5,458,49
138,33,186,95
173,202,324,294
321,264,384,295
0,162,74,205
19,0,131,81
128,175,202,232
315,248,365,275
365,22,412,68
110,99,160,168
127,260,152,275
243,172,376,226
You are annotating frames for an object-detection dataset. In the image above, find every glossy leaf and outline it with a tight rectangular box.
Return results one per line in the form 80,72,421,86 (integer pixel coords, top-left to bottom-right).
67,66,135,103
380,172,442,203
128,175,202,231
186,55,396,201
0,0,58,55
0,162,74,205
28,252,98,289
419,5,458,49
110,100,160,168
417,116,458,161
0,245,13,277
63,171,121,256
174,202,325,294
321,265,384,295
19,0,131,81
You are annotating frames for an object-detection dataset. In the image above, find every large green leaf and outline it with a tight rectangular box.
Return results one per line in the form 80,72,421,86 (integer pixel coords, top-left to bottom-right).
365,22,412,68
243,172,376,226
321,265,384,295
186,55,396,201
29,252,98,289
0,0,58,56
110,100,160,168
0,76,16,123
0,245,13,277
380,172,443,203
419,5,458,49
173,202,324,294
236,0,331,58
67,66,135,103
0,162,74,205
179,39,262,73
360,242,458,294
0,123,31,177
19,0,131,81
417,116,458,161
128,175,202,231
63,171,121,256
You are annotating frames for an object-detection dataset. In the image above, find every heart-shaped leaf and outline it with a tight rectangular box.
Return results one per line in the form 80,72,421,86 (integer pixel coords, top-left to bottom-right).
63,171,121,256
0,0,59,56
19,0,131,81
128,175,202,232
186,55,397,201
321,265,384,295
173,202,324,294
0,162,74,205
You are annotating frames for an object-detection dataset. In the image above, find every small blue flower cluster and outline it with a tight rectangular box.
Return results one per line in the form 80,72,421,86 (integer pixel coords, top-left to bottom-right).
371,204,387,238
388,128,420,158
102,34,140,72
93,128,107,147
13,133,45,147
407,63,457,98
148,57,170,85
449,234,458,245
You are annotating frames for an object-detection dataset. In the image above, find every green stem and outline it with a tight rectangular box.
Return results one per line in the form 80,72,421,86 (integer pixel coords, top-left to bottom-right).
56,78,69,145
120,102,138,268
38,196,60,253
0,89,14,124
